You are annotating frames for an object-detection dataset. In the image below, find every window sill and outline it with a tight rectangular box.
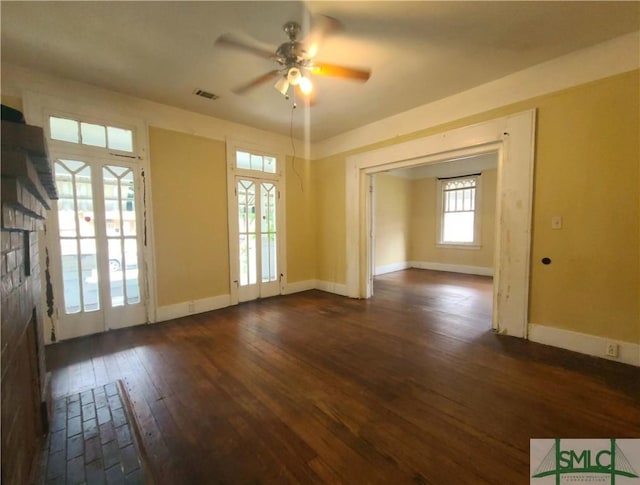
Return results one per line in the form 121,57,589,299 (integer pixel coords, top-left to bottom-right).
436,243,482,250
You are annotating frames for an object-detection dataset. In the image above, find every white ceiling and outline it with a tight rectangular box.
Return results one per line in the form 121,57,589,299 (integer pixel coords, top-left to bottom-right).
2,2,639,142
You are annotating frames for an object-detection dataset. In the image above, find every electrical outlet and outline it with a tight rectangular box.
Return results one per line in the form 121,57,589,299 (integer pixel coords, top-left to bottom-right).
551,216,562,229
605,342,619,358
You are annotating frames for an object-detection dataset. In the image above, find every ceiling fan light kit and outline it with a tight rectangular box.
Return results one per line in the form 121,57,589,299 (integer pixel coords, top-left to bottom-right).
274,76,290,96
298,76,313,95
216,15,371,104
286,66,302,85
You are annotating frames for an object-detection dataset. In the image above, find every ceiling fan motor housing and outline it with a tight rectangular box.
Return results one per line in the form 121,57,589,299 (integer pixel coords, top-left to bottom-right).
276,21,308,69
275,41,306,67
283,21,301,40
217,15,371,97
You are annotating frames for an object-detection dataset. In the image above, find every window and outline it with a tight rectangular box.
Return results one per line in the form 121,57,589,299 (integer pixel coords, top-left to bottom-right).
236,150,276,174
438,175,480,246
49,116,134,153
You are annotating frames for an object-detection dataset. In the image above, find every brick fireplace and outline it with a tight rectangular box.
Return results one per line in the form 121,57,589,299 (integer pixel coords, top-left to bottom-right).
1,115,58,483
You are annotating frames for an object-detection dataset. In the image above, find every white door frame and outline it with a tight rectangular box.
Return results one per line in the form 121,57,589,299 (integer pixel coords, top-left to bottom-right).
346,110,536,338
226,139,287,305
22,92,156,342
47,154,147,339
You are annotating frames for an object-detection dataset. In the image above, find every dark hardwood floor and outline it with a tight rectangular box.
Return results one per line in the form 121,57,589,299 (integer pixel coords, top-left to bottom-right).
46,269,640,484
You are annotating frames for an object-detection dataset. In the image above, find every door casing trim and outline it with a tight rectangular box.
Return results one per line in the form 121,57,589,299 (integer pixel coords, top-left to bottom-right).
345,110,536,338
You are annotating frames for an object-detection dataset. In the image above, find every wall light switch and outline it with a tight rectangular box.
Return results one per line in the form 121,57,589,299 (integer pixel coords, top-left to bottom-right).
551,216,562,229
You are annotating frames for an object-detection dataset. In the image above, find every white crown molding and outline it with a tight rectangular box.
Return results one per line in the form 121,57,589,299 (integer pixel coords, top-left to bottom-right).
2,62,299,155
312,31,640,160
4,31,637,161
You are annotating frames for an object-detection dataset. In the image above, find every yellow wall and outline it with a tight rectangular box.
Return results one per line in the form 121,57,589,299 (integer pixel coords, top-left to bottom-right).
374,174,411,268
410,170,496,268
314,70,639,344
5,65,637,346
1,95,23,112
149,129,316,305
528,72,639,343
313,153,346,284
148,127,229,306
285,154,316,283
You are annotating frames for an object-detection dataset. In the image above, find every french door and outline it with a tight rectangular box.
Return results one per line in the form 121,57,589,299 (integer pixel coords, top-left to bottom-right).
51,156,146,339
235,177,281,302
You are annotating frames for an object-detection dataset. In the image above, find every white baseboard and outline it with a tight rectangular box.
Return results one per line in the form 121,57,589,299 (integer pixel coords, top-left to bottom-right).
410,261,494,276
315,280,349,297
374,261,411,276
284,279,316,294
528,323,639,367
289,279,351,297
155,294,231,323
153,280,352,324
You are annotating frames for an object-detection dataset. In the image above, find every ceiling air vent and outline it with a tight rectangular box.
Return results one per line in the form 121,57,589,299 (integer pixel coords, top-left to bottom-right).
193,89,219,100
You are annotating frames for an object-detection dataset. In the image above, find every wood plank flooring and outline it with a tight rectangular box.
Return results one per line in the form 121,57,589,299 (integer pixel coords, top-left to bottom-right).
46,269,640,484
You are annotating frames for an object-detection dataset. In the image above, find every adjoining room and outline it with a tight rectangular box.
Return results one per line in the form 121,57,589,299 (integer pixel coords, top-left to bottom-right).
372,152,497,332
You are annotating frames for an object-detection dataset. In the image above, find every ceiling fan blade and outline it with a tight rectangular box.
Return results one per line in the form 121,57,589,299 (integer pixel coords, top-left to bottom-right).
302,14,342,58
233,70,282,95
308,62,371,82
215,33,275,60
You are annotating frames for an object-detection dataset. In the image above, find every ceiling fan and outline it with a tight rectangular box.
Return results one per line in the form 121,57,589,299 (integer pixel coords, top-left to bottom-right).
215,15,371,101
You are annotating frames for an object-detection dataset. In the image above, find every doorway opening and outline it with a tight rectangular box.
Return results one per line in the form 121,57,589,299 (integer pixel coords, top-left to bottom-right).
370,152,498,329
49,156,147,339
44,114,148,341
346,110,536,338
235,176,281,302
226,142,287,305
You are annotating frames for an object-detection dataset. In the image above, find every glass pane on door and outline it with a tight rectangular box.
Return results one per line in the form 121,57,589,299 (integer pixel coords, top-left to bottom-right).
235,177,280,302
238,180,257,286
103,166,140,307
55,160,100,313
261,182,277,283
